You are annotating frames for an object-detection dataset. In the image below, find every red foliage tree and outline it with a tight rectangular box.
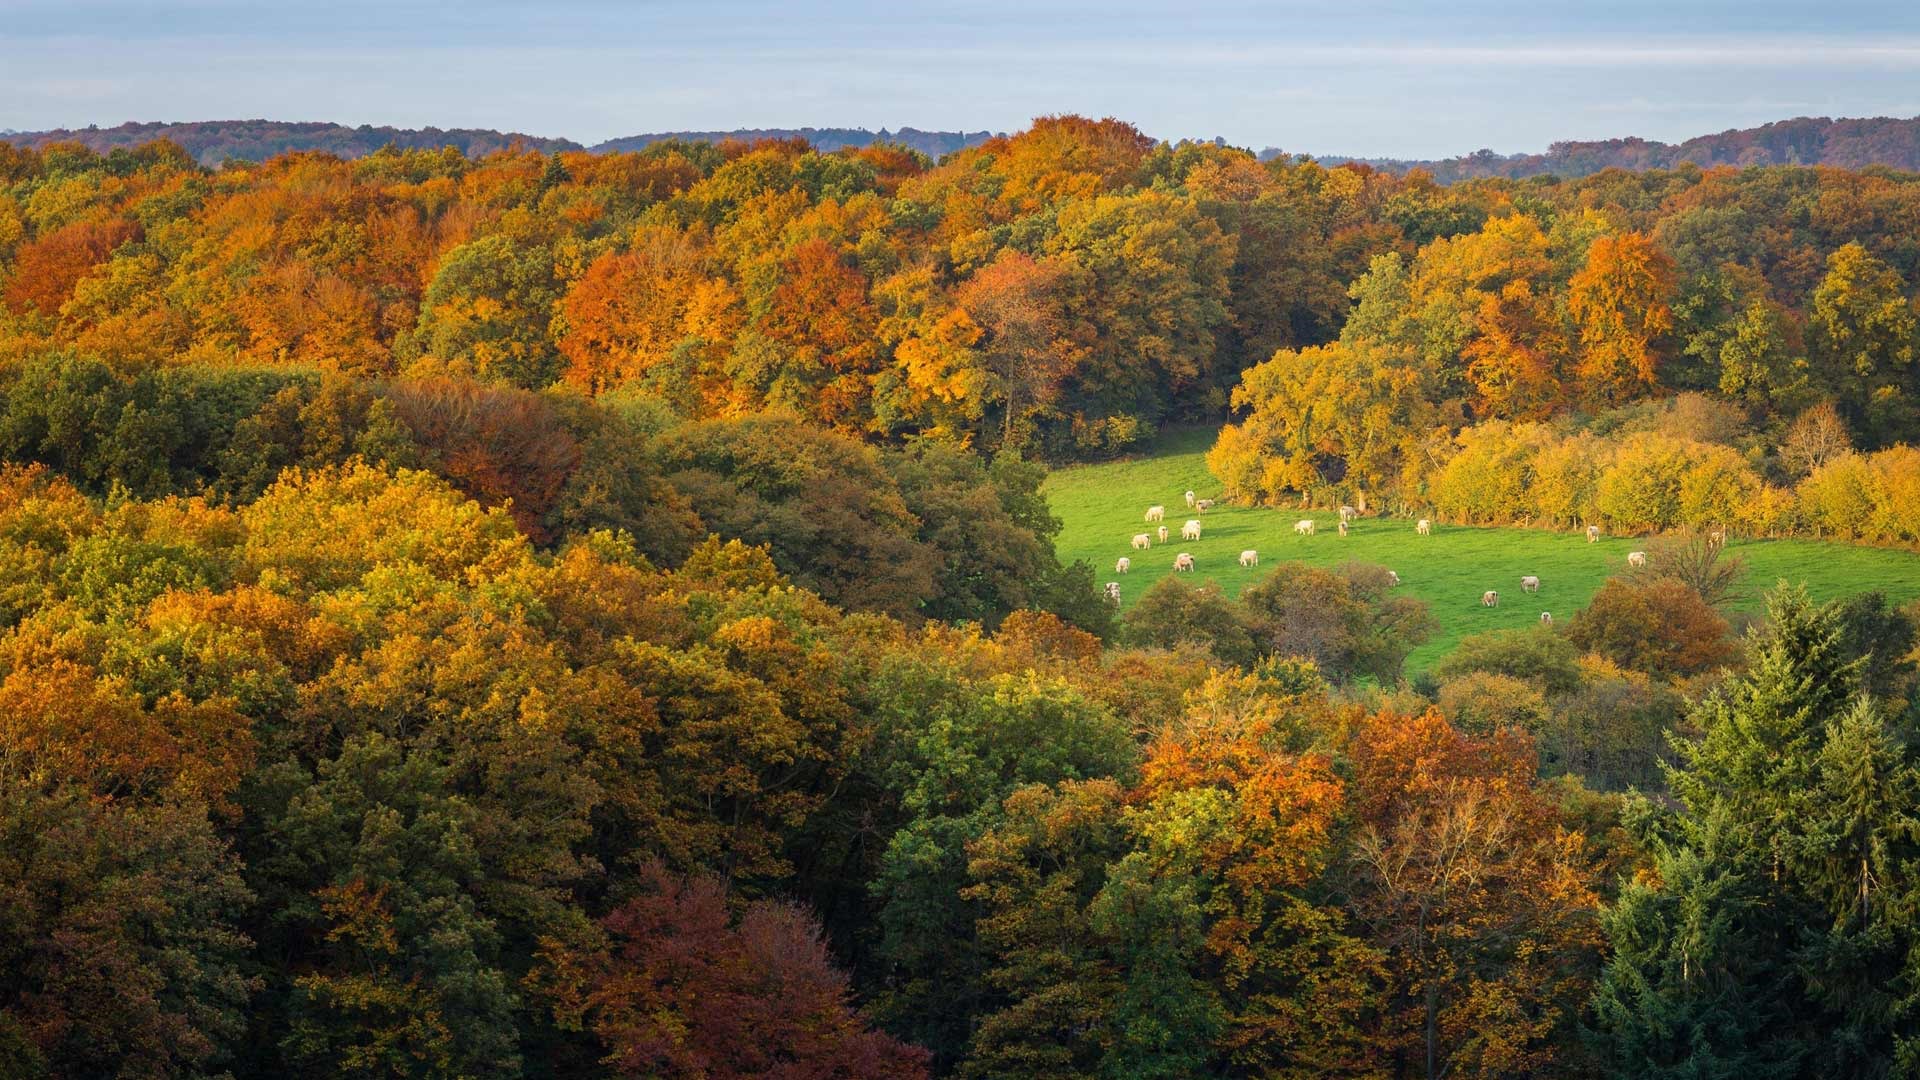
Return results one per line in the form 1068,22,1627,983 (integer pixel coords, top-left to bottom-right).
535,863,929,1079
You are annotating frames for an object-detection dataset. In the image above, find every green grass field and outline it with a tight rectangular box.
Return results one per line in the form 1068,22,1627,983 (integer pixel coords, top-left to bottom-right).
1044,428,1920,672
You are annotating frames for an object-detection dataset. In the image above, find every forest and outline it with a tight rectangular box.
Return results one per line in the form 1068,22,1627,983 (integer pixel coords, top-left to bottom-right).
0,116,1917,1078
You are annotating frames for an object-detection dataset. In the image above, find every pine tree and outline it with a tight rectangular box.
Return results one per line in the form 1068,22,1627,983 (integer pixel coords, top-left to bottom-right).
1593,586,1920,1078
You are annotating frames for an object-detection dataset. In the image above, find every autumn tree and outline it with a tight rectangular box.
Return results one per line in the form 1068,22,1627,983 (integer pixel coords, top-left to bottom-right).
554,223,741,397
1565,578,1737,678
1344,709,1602,1079
401,233,566,389
958,249,1084,448
534,863,928,1079
1567,232,1676,406
1809,242,1919,443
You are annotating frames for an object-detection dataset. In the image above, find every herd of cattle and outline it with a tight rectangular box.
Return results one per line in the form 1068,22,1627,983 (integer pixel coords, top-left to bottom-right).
1102,489,1651,626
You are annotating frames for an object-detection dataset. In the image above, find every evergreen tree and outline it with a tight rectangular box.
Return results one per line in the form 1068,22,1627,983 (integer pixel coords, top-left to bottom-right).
1593,586,1920,1078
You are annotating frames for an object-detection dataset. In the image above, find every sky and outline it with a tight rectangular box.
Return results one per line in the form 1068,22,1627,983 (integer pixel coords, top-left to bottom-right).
3,0,1920,159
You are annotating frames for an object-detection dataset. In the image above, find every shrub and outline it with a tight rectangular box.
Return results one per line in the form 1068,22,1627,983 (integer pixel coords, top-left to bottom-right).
1434,627,1583,697
1566,578,1737,677
1430,422,1543,524
1119,576,1258,668
1240,560,1436,683
1438,670,1552,736
1798,452,1881,539
1595,433,1691,532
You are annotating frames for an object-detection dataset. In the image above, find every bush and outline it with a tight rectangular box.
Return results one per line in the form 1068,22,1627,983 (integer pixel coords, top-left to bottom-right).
1240,560,1436,683
1435,627,1583,697
1538,656,1682,790
1438,670,1551,735
1430,422,1544,524
1566,578,1737,677
1594,434,1691,532
1119,576,1258,668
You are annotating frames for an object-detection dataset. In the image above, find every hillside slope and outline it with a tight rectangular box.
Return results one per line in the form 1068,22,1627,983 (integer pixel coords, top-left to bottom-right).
1317,114,1920,182
0,119,996,165
0,119,581,164
590,126,996,157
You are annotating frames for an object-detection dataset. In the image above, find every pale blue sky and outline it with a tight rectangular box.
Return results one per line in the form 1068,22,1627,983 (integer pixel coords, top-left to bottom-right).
3,1,1918,157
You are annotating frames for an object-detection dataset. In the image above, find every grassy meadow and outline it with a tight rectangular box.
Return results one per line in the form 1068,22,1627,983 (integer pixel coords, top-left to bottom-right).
1044,428,1920,672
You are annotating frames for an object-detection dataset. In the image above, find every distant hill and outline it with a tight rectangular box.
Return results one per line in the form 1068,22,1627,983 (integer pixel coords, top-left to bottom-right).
14,115,1920,178
0,120,997,165
588,126,998,158
1312,115,1920,182
1,120,581,165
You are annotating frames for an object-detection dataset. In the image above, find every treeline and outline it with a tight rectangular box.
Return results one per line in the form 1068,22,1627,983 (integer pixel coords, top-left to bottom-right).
3,120,999,166
1213,164,1920,538
592,126,996,158
1343,114,1920,182
0,116,1503,458
3,120,581,165
2,455,1916,1077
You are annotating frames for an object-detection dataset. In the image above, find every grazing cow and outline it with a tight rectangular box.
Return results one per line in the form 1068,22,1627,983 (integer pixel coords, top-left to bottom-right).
1540,611,1553,626
1337,520,1348,537
1338,505,1357,523
1416,518,1432,536
1182,520,1203,541
1174,552,1195,573
1628,551,1647,568
1196,498,1215,512
1146,505,1165,523
1521,575,1540,593
1387,570,1401,586
1157,525,1170,543
1239,549,1258,568
1131,533,1152,550
1184,490,1197,508
1115,557,1131,574
1103,582,1122,603
1294,519,1316,536
1482,590,1500,608
1586,524,1601,543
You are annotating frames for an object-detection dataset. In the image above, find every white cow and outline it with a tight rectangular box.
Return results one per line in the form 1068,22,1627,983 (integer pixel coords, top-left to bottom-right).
1294,519,1316,536
1387,570,1401,586
1146,505,1165,524
1195,498,1214,512
1131,533,1152,550
1416,519,1432,536
1182,519,1203,541
1627,551,1647,568
1540,611,1553,626
1708,529,1726,547
1337,520,1349,537
1482,590,1500,608
1521,575,1540,593
1103,582,1122,603
1115,557,1131,574
1184,490,1197,508
1157,525,1170,543
1338,505,1357,523
1173,552,1195,573
1586,524,1601,543
1239,549,1259,568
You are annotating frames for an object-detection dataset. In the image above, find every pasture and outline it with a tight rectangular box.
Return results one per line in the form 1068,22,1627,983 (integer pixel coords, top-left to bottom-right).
1045,429,1920,672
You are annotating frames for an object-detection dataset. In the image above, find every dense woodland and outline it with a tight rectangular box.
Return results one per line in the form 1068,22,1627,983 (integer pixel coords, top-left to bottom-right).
1,117,1919,1078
